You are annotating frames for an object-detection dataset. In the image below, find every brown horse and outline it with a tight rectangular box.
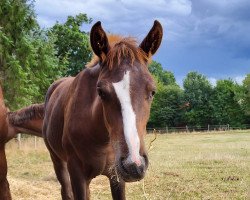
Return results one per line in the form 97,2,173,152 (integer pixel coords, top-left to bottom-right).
43,20,163,200
0,85,44,200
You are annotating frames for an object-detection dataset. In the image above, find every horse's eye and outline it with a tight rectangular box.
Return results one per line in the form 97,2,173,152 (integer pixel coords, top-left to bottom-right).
151,91,156,97
148,90,156,100
97,87,106,99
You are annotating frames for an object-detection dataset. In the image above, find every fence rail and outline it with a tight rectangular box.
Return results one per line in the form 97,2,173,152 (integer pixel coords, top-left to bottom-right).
147,124,250,133
14,124,250,148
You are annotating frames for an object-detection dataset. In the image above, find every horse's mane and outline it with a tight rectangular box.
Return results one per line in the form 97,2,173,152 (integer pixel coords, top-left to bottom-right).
8,103,44,126
86,35,149,69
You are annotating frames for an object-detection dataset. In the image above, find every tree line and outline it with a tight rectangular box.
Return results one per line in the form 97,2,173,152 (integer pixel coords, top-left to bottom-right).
148,61,250,128
1,0,250,128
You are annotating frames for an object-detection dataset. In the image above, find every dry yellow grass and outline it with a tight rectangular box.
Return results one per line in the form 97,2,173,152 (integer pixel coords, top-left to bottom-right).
5,130,250,200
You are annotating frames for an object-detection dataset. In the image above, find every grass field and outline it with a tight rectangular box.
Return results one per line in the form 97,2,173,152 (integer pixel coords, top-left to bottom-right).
5,130,250,200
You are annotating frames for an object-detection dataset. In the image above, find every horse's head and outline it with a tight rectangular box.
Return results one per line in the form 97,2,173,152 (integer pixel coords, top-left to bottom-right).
90,21,163,182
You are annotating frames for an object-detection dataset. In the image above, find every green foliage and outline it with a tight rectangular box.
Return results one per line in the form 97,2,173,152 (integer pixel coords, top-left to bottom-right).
148,81,184,127
50,13,92,76
0,0,65,109
210,79,246,127
149,61,176,86
243,74,250,116
183,72,213,126
148,61,184,127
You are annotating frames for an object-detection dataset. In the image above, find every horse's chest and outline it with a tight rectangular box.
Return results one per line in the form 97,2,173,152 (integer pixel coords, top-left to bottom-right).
64,122,111,177
66,137,110,177
84,149,110,178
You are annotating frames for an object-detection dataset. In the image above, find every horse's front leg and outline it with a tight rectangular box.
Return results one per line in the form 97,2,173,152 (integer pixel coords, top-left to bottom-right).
109,176,126,200
0,144,11,200
44,139,73,200
67,155,90,200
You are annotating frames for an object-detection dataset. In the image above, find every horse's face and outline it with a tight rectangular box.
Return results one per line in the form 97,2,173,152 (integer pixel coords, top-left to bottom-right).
90,21,163,182
97,64,156,182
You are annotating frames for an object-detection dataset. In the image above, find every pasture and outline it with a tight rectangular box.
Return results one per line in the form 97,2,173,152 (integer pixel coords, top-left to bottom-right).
6,130,250,200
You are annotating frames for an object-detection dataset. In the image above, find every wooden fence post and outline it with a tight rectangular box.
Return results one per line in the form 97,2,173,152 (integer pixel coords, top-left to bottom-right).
17,133,21,149
34,136,37,149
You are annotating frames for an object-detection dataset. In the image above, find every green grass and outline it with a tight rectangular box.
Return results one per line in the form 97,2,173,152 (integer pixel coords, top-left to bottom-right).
6,130,250,200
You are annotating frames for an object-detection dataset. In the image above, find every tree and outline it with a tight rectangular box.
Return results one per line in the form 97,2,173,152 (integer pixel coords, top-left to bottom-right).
149,61,176,86
210,79,246,127
0,0,65,109
50,14,92,76
243,74,250,117
148,80,184,127
148,62,184,128
183,72,213,126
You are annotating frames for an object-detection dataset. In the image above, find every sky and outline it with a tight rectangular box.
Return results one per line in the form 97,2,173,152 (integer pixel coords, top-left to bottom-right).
34,0,250,86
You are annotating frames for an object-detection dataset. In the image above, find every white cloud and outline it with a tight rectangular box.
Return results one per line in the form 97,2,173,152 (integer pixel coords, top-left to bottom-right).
34,0,192,39
34,0,250,80
207,76,246,86
208,77,217,87
234,76,246,85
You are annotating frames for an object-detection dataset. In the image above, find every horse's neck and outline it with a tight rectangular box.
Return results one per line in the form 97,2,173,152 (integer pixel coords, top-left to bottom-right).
75,66,109,139
74,65,101,102
10,119,43,137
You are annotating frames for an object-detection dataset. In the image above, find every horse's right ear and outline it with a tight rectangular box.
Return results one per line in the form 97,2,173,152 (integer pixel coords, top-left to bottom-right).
90,21,110,62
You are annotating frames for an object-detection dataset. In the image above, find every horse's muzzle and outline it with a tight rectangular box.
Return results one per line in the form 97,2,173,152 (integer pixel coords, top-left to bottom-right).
117,154,148,182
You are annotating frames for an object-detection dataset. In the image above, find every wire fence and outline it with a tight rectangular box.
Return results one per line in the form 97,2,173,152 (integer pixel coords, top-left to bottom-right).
15,134,40,149
14,124,250,149
147,124,250,134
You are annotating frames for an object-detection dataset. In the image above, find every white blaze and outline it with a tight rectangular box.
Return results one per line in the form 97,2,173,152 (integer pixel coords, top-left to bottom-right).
112,71,141,165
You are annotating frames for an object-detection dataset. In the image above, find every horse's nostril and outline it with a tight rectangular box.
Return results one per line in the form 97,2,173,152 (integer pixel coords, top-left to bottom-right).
118,155,147,180
130,162,144,178
130,163,139,175
120,157,129,174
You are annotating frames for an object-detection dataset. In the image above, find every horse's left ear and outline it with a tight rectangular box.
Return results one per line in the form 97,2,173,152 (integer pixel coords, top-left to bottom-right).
139,20,163,56
90,21,110,61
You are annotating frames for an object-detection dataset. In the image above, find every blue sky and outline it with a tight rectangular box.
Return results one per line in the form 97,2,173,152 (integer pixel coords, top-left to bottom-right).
34,0,250,86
